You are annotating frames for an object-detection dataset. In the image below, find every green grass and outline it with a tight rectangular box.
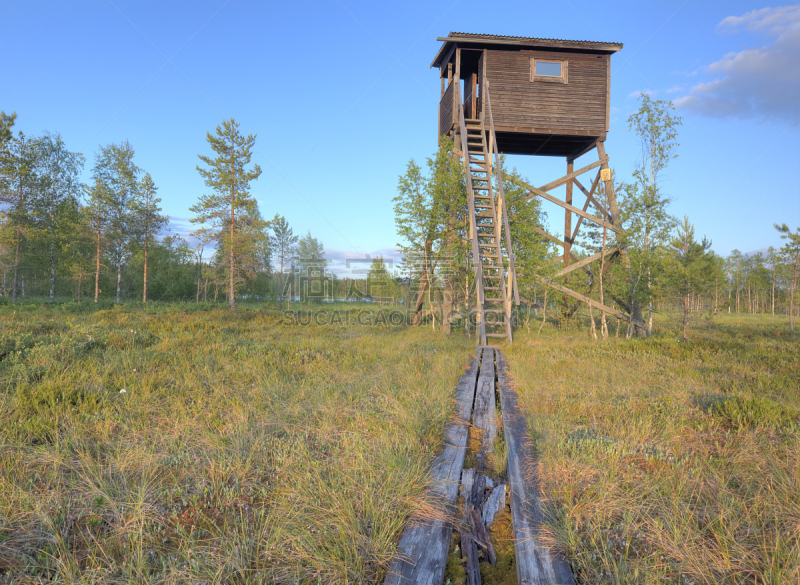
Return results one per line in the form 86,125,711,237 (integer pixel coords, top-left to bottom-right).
506,313,800,585
0,302,472,583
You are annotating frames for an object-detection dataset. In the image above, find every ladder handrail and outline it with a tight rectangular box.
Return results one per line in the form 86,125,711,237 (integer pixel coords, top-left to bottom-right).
456,84,487,345
479,111,513,342
483,74,520,305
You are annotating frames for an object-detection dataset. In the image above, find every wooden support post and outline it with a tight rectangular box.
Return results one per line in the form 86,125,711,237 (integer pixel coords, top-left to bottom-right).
564,158,574,314
564,158,573,270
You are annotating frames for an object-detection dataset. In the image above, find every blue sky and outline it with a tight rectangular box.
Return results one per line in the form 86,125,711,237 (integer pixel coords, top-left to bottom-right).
4,1,799,275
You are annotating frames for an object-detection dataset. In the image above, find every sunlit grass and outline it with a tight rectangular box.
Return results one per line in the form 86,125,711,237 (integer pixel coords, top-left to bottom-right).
0,302,472,583
507,313,800,585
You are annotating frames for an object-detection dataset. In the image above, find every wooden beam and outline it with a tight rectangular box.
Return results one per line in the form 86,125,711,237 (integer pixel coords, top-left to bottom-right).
569,192,593,245
537,158,606,193
573,172,609,221
536,276,630,321
512,176,622,234
438,43,456,79
535,226,563,247
496,352,576,585
553,248,618,278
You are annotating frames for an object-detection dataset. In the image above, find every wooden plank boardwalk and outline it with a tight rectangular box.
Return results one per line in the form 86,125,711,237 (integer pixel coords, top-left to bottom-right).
497,351,575,585
384,351,479,585
384,348,574,585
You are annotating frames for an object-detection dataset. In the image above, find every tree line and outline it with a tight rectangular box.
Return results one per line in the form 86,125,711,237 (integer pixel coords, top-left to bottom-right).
0,112,365,307
2,104,797,335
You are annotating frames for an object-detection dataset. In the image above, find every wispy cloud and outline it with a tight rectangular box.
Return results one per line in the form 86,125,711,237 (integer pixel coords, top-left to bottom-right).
628,89,656,99
675,6,800,123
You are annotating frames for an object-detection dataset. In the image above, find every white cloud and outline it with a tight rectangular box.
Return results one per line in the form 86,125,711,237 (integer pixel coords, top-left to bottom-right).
675,6,800,123
628,89,656,99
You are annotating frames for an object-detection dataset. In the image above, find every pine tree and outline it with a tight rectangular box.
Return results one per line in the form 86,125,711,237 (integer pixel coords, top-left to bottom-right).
663,216,714,341
190,119,262,309
271,214,298,308
296,231,326,302
775,223,800,333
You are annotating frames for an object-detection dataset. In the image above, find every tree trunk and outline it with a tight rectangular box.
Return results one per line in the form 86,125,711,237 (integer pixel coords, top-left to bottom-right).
116,264,122,303
143,235,148,302
772,265,776,316
94,229,101,303
49,228,56,302
229,193,236,310
682,289,689,342
411,258,429,327
790,256,798,334
600,226,608,339
12,224,21,303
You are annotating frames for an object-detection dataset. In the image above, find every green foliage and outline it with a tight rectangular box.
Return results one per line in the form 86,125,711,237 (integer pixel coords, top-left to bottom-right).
699,394,799,431
500,164,553,303
662,216,717,340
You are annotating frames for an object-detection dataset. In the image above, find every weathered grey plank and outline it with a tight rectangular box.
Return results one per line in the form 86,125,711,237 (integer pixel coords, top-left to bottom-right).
482,483,506,527
384,351,480,585
472,348,497,470
496,351,575,585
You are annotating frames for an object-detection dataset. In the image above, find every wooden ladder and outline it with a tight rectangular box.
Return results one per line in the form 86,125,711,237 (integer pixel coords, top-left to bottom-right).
456,82,518,346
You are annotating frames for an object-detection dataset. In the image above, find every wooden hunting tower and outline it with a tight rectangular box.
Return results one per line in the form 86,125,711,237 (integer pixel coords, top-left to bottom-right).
432,33,630,345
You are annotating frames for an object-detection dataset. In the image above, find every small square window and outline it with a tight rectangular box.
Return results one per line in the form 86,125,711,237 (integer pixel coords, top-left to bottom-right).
535,61,562,77
531,59,568,83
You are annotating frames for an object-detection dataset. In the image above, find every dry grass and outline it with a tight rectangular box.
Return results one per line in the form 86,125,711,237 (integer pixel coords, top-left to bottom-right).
506,313,800,585
0,302,472,583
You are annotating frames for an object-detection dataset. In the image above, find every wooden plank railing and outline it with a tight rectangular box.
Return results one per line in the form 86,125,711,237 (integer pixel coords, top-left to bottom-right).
439,81,455,138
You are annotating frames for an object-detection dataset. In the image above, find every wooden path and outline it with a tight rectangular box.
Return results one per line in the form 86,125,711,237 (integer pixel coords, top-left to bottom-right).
384,348,574,585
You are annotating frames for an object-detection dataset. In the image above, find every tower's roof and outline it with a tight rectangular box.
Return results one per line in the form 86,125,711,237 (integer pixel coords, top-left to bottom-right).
431,32,623,68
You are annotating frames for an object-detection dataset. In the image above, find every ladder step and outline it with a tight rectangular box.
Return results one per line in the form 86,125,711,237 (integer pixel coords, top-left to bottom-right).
486,333,509,338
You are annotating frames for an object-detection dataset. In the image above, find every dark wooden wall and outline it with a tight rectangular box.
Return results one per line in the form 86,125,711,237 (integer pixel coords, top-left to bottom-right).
485,49,609,137
439,81,455,138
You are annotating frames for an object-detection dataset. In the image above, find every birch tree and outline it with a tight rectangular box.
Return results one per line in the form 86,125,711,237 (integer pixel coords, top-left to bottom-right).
619,95,681,334
92,141,140,303
0,133,41,302
31,133,84,302
130,172,168,302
